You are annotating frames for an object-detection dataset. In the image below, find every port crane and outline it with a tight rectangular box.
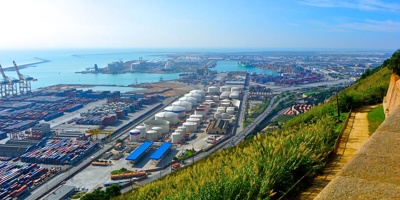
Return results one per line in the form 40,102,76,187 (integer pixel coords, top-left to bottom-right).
0,64,18,97
13,61,37,94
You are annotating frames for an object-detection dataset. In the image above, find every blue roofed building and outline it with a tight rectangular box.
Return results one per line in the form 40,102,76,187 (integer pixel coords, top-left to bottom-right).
126,141,153,163
149,142,172,161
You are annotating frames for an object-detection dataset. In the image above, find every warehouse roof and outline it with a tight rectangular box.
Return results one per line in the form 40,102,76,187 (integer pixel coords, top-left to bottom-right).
125,141,153,161
149,142,172,160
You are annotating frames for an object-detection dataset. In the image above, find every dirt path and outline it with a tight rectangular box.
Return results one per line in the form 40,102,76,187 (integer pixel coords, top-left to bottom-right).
297,106,375,199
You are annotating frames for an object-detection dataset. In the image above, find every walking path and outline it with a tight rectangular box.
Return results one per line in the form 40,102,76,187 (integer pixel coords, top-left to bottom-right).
298,106,375,199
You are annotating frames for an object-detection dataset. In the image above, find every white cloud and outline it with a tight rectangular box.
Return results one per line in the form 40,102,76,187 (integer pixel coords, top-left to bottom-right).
299,0,400,12
307,19,400,32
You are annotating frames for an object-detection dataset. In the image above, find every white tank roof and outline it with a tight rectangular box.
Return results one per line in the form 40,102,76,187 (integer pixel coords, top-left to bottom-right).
164,105,186,112
155,112,179,118
172,101,191,106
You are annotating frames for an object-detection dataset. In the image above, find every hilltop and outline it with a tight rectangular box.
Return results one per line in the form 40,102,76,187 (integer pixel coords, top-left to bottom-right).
109,52,395,200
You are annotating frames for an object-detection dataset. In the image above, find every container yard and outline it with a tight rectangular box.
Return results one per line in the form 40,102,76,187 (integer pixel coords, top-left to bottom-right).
20,138,98,165
0,161,60,199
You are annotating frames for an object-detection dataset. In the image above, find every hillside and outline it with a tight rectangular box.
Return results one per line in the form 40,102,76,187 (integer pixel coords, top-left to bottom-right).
114,60,392,200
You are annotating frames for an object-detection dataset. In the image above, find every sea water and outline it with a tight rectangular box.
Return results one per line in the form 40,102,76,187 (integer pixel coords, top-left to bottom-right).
0,49,275,91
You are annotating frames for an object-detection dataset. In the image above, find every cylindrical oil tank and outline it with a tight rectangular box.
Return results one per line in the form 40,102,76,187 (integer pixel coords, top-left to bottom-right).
212,95,220,102
231,87,241,92
177,126,187,134
129,129,140,142
220,85,231,92
220,91,230,100
184,93,202,102
226,108,235,115
182,122,197,132
179,97,197,106
187,118,200,127
221,102,230,107
144,120,170,134
205,95,212,100
136,126,146,138
164,106,186,118
221,113,227,119
217,107,226,113
190,114,203,120
195,108,207,116
190,90,205,98
197,106,208,113
155,112,179,125
229,91,240,99
152,127,163,138
221,99,231,104
171,132,183,143
208,86,219,94
146,130,157,141
172,101,192,111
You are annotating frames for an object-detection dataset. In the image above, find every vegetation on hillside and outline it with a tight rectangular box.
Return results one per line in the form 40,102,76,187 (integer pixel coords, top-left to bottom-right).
387,49,400,75
367,105,385,134
115,52,394,200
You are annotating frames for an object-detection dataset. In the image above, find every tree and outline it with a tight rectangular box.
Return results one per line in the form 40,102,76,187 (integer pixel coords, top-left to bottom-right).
106,184,122,197
387,49,400,75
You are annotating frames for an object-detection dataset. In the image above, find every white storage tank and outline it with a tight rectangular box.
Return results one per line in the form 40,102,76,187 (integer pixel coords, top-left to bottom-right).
144,120,170,134
197,106,208,113
179,97,197,106
190,90,206,98
221,113,227,119
152,127,163,138
208,86,219,94
187,118,200,127
217,107,226,113
231,87,241,92
172,101,192,111
164,106,186,118
220,91,230,100
146,130,157,141
135,126,146,138
155,112,179,125
195,108,207,116
221,99,231,104
182,122,197,132
190,114,203,120
184,93,202,102
220,85,231,92
129,129,140,142
226,108,235,115
221,102,230,107
171,132,183,143
177,126,187,134
205,95,212,100
212,95,220,102
229,91,240,99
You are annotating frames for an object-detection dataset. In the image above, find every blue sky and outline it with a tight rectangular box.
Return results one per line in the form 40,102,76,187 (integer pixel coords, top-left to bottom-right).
0,0,399,50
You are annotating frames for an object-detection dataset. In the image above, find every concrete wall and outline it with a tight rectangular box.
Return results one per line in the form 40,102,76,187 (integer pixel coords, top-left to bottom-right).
316,73,400,199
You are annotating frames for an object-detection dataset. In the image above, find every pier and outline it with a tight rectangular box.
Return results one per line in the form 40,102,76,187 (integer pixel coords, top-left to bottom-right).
2,57,50,71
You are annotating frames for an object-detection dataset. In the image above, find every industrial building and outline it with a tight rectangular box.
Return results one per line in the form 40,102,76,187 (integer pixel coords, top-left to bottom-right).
206,119,230,135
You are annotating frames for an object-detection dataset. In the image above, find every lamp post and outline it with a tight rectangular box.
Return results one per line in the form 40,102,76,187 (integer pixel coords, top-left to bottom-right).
192,143,194,164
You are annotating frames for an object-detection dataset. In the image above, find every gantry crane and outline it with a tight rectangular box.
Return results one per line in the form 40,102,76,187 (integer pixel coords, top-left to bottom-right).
13,61,37,94
86,128,114,141
0,64,17,97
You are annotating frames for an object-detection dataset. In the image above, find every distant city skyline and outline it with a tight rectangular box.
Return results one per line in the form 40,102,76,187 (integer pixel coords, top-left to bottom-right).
0,0,399,50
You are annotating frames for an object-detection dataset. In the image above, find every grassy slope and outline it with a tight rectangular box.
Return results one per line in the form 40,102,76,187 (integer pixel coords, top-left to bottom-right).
368,105,385,134
115,66,391,200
